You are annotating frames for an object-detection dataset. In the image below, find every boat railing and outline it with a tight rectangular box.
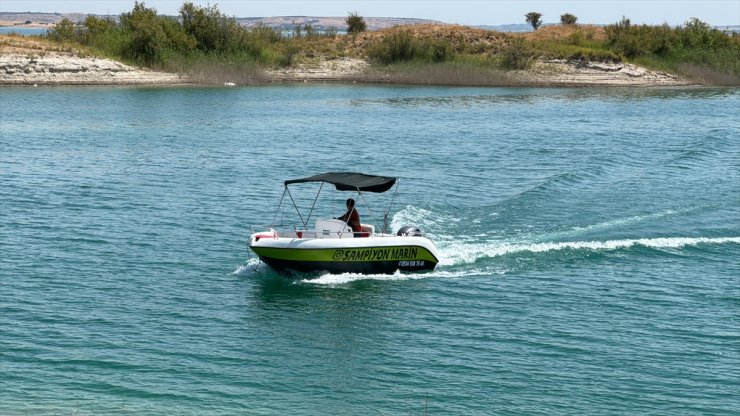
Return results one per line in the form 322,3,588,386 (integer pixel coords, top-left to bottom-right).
294,229,358,239
250,225,425,239
249,224,273,234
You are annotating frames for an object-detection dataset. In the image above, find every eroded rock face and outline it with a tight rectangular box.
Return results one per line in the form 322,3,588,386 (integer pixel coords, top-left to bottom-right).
0,54,183,85
267,57,370,82
518,59,689,86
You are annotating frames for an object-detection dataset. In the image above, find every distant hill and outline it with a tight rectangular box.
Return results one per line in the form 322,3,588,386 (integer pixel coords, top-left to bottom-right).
0,12,441,31
474,23,535,32
1,12,737,34
0,12,87,25
237,16,441,31
717,25,740,34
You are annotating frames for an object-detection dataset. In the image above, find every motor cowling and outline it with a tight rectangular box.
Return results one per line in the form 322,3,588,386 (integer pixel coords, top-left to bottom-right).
396,225,423,237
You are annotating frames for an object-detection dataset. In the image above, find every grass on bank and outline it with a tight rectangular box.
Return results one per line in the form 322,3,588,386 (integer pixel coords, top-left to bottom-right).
361,22,738,84
370,61,515,86
601,17,740,85
41,1,740,85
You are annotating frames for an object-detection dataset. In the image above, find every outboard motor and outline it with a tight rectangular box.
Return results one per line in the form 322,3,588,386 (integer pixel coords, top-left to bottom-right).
396,225,423,237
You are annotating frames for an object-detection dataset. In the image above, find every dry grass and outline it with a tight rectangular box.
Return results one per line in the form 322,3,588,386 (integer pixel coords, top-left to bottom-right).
351,23,512,56
266,23,516,60
523,25,607,42
177,61,269,85
0,33,89,56
363,62,518,86
677,63,740,86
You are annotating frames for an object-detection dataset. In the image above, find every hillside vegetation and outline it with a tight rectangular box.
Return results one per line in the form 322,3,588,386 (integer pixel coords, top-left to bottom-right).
42,2,740,85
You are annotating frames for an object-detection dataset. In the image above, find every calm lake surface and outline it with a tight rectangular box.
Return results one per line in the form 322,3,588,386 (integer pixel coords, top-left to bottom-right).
1,85,738,415
0,27,48,36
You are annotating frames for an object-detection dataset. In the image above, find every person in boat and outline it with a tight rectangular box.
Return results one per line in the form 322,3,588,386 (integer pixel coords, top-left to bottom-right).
336,198,362,236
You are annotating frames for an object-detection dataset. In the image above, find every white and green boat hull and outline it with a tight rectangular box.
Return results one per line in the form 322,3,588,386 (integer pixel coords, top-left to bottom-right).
249,235,439,274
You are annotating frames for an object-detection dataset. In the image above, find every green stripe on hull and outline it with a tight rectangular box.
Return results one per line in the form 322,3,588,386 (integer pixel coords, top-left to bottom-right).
251,245,438,263
262,258,433,274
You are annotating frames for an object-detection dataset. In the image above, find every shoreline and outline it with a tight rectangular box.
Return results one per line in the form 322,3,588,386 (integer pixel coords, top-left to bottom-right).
0,34,697,88
0,53,697,88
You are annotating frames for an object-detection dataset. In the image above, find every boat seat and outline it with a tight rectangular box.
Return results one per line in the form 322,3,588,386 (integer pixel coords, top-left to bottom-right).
315,219,354,238
359,224,374,238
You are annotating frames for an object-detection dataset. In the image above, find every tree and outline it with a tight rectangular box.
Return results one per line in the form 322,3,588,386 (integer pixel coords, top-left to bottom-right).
346,12,366,43
120,2,169,64
684,17,709,33
48,17,77,41
292,22,302,38
525,12,543,31
180,2,241,52
560,13,577,25
304,23,315,37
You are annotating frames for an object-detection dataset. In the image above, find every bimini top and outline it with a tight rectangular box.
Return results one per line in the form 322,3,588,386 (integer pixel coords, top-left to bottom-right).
284,172,397,193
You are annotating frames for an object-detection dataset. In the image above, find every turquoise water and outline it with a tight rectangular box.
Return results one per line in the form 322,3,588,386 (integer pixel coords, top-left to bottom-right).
1,85,739,415
0,27,47,36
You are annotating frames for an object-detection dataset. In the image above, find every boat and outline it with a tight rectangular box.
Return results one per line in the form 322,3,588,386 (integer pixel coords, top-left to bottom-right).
248,172,440,274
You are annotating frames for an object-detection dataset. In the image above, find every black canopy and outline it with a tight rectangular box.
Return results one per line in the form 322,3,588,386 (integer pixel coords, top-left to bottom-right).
284,172,397,193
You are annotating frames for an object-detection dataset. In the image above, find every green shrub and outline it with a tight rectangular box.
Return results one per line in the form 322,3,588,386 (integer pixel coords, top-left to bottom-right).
427,39,452,63
602,16,739,81
278,45,299,67
369,29,454,65
501,38,532,69
248,23,282,43
48,18,78,42
369,29,417,64
567,30,584,46
346,12,367,36
82,15,115,43
605,16,631,43
179,2,243,52
119,2,195,64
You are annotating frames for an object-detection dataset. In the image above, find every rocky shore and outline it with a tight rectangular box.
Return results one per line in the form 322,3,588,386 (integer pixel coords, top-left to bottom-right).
266,57,691,87
514,59,690,87
0,52,692,87
0,53,184,85
0,33,691,87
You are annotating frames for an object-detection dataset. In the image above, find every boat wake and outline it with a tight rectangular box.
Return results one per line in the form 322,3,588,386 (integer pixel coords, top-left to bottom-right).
437,236,740,266
234,204,739,285
297,236,740,285
526,206,703,241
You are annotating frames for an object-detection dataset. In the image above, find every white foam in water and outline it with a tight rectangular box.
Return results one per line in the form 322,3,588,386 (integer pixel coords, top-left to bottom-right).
390,205,459,239
439,236,740,266
519,207,703,243
229,258,263,276
301,269,471,285
553,207,698,238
